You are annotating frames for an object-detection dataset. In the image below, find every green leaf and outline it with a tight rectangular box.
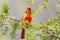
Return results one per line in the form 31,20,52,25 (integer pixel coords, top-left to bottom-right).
2,2,9,14
10,20,19,38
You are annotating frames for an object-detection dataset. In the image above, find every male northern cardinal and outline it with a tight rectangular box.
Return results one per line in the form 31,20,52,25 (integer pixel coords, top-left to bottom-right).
21,7,32,39
22,7,32,25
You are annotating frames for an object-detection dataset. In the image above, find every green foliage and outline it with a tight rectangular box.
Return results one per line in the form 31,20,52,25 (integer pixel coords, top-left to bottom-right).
2,2,9,14
0,0,60,40
2,26,8,35
37,0,48,13
10,20,19,38
25,29,37,40
56,0,60,7
0,2,9,27
0,19,4,27
38,12,60,40
0,27,12,40
3,27,8,35
40,30,59,40
39,22,47,29
0,13,5,18
32,0,48,15
0,12,6,27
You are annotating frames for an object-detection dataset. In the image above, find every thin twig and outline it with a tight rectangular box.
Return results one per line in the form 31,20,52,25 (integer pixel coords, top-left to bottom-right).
45,30,60,39
6,15,20,22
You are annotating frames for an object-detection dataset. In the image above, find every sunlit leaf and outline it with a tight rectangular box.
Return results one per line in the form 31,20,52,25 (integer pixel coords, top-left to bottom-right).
2,2,9,14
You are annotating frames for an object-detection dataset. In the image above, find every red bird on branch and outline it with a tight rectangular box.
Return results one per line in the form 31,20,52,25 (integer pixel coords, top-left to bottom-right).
22,7,32,25
21,7,32,39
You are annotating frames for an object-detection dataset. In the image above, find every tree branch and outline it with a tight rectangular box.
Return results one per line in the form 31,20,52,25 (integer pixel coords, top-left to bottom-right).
46,30,60,39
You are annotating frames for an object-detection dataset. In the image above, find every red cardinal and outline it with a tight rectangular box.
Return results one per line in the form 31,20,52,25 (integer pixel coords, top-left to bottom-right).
22,7,32,24
21,7,32,39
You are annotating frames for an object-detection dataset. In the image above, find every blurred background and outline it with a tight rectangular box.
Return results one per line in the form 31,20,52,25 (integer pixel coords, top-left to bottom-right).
0,0,57,24
0,0,60,40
